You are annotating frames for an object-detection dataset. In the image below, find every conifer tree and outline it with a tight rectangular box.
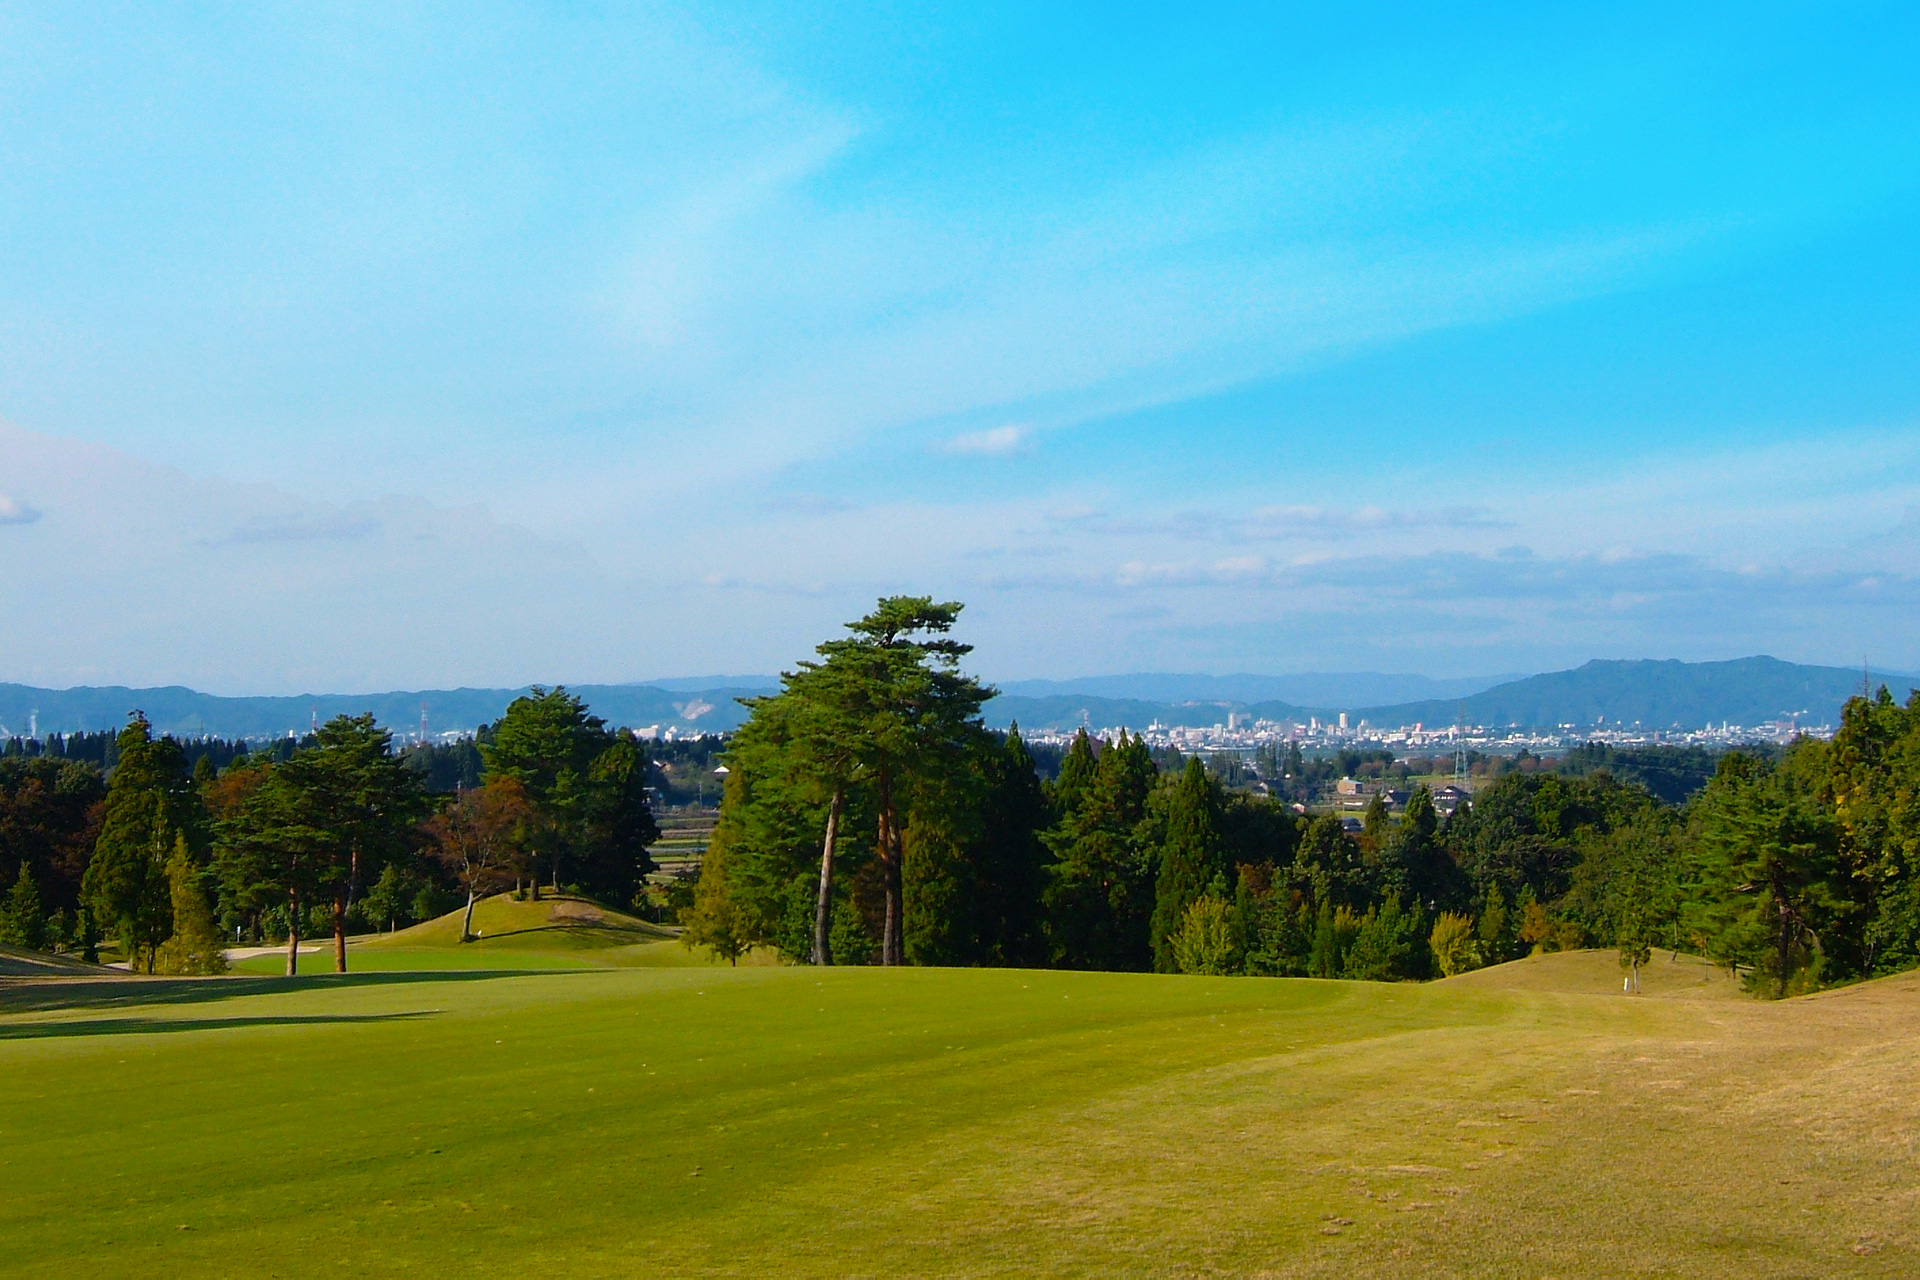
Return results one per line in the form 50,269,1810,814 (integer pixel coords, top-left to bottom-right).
154,834,227,975
1687,752,1847,996
681,768,752,965
1042,731,1157,970
971,727,1051,965
1306,899,1341,977
1378,786,1465,914
1,862,44,950
1047,729,1098,816
1150,758,1227,972
807,597,991,965
1477,884,1513,962
81,714,197,968
1343,894,1425,981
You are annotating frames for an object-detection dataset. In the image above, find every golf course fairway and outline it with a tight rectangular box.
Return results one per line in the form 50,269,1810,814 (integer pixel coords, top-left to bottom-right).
3,952,1915,1276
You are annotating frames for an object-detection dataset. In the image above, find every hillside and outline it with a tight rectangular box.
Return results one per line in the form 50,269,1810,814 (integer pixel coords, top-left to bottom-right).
3,956,1914,1275
228,893,709,974
1331,655,1920,731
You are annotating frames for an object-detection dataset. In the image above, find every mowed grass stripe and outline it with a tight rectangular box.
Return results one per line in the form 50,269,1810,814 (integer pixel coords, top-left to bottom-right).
2,958,1916,1276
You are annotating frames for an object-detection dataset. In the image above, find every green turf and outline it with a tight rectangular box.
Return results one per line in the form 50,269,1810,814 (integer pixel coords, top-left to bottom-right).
228,893,744,974
2,955,1915,1276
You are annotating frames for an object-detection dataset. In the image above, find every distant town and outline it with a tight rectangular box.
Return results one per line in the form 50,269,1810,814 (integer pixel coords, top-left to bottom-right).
1021,712,1828,756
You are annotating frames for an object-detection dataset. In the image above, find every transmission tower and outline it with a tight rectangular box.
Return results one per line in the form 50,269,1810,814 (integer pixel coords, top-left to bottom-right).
1453,700,1469,785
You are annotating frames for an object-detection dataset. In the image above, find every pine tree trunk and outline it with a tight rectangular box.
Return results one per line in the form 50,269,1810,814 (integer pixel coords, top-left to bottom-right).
1775,894,1792,999
813,787,843,966
887,815,905,966
878,772,900,966
333,890,348,973
285,890,300,977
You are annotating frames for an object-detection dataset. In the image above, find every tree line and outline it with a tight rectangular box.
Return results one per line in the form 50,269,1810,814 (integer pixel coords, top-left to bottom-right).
685,598,1920,995
0,688,659,975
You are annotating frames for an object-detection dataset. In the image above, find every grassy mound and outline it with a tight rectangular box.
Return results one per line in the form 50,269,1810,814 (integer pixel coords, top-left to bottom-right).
229,893,721,975
370,891,676,951
3,961,1917,1275
0,944,104,977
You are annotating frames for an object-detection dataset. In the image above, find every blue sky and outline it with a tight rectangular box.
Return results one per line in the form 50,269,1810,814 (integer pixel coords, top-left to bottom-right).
2,2,1918,692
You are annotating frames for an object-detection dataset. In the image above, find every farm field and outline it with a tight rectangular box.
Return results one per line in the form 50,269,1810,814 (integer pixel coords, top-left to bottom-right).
2,951,1916,1277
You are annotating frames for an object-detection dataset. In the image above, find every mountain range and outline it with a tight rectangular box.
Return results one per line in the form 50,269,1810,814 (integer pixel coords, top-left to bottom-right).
1,657,1913,743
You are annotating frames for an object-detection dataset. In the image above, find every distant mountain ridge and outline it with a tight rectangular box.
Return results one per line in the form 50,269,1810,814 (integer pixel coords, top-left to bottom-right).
995,671,1522,706
983,657,1919,733
2,657,1914,742
0,682,764,739
1320,657,1920,732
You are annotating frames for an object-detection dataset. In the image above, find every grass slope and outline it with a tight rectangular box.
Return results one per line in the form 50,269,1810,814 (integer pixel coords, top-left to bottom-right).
0,943,105,977
230,893,719,975
2,955,1915,1276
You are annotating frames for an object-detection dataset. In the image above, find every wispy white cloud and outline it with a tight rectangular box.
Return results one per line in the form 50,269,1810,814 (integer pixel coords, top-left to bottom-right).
939,424,1029,457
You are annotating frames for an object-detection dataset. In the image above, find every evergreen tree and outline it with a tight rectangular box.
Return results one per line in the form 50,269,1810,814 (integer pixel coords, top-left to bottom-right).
1305,900,1360,978
153,834,227,975
804,597,992,965
483,688,659,901
0,861,45,950
680,767,760,965
1288,815,1371,910
1150,758,1227,972
1379,786,1467,914
1343,894,1425,981
1047,730,1098,816
81,714,198,968
1826,688,1920,974
902,807,972,965
1042,731,1157,970
1236,864,1309,976
971,727,1050,965
1477,884,1514,962
1687,752,1848,997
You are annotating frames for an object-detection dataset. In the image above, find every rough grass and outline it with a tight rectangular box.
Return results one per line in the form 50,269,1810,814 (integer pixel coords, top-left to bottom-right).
2,953,1915,1277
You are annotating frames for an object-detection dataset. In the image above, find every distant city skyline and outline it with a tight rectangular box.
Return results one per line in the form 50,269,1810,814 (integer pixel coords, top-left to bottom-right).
3,4,1919,690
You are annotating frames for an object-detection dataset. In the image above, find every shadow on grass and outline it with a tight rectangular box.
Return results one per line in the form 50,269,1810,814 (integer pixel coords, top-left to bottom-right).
458,923,664,943
0,1010,438,1040
0,969,584,1016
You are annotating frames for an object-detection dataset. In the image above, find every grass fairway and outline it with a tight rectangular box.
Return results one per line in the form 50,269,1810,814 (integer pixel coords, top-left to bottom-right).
3,954,1916,1277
